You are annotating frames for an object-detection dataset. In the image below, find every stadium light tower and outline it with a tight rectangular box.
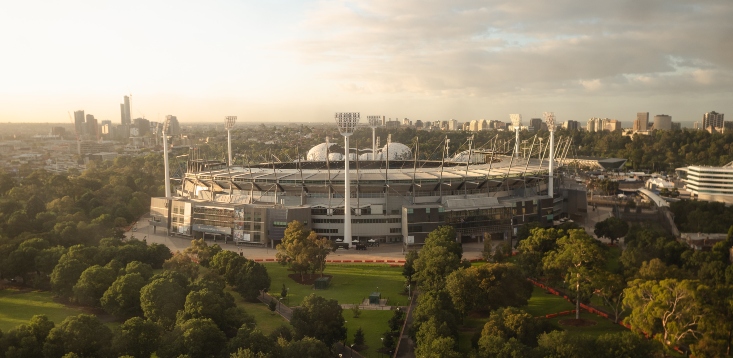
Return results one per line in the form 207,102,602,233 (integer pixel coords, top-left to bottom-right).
544,112,556,198
510,114,522,158
367,115,381,159
335,112,360,248
225,116,237,166
162,116,172,198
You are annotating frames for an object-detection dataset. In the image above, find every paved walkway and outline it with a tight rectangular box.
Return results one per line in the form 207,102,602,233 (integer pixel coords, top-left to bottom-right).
128,213,488,262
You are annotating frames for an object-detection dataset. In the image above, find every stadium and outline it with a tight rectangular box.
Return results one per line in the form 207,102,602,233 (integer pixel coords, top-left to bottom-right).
149,115,586,248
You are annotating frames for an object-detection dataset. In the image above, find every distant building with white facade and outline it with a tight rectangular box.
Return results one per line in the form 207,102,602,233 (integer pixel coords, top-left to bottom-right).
676,162,733,204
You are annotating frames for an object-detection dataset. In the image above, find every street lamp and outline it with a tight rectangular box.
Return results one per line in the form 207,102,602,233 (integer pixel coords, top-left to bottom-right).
335,112,360,249
380,337,384,358
350,344,354,357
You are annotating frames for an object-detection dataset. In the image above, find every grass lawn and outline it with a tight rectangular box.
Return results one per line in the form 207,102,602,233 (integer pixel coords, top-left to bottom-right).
225,287,289,335
546,311,626,337
265,263,409,307
0,289,86,331
522,286,575,317
458,314,490,354
343,309,393,358
604,246,622,273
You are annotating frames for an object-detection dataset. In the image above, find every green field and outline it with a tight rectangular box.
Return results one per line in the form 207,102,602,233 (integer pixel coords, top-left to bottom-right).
522,286,575,317
265,263,409,307
343,309,394,358
0,289,86,331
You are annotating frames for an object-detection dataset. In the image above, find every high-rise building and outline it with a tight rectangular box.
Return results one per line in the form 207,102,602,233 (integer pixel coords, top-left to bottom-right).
603,119,621,132
120,96,132,125
73,110,85,138
134,118,150,136
85,114,98,139
448,119,458,131
586,118,598,132
562,120,579,131
702,111,724,131
530,118,543,132
633,112,649,132
653,115,672,131
166,115,180,136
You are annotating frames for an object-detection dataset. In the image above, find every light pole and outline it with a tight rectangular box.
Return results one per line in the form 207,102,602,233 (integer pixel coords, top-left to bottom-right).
510,114,522,158
225,116,237,166
380,337,384,358
367,115,381,159
162,116,172,198
350,344,354,357
544,112,556,198
335,112,360,249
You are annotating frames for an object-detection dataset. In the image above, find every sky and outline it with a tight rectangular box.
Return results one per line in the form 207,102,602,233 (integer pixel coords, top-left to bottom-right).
0,0,731,125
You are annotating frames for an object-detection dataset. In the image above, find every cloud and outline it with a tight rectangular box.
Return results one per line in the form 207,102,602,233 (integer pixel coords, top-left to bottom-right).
293,0,733,99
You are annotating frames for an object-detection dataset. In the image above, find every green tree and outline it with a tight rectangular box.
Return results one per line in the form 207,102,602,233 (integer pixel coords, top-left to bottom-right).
72,265,116,306
140,273,189,328
227,327,280,357
157,318,227,358
353,327,365,348
623,278,703,347
101,273,146,318
594,217,629,244
543,229,606,319
276,221,332,280
414,226,462,292
290,293,346,347
593,273,627,323
516,227,564,278
122,260,153,281
50,257,90,300
162,252,200,281
414,319,461,358
280,337,332,358
593,331,662,358
446,263,532,319
146,243,172,269
233,260,271,302
402,250,418,284
42,314,113,358
177,288,254,338
0,315,54,358
112,317,161,358
183,238,222,267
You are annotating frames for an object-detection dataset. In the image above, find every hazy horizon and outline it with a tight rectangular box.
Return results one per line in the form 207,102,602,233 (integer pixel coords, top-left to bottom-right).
1,0,730,124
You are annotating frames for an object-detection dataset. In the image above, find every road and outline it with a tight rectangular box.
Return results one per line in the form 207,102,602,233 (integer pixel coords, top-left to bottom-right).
127,214,488,261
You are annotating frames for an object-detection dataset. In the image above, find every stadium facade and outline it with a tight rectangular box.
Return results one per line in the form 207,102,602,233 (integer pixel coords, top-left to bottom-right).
150,127,585,248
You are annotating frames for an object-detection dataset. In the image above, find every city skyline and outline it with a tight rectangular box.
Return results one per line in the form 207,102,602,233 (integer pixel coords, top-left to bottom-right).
1,0,731,124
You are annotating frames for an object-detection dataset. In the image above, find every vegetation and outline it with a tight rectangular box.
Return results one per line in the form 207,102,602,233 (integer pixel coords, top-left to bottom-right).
670,200,733,233
275,221,332,280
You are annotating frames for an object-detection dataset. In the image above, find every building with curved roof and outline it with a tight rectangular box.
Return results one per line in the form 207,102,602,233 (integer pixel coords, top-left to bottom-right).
150,127,573,248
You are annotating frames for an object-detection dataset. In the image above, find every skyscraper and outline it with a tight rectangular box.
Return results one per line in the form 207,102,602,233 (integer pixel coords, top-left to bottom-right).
530,117,543,132
120,96,132,125
633,112,649,131
85,114,98,139
73,110,85,137
653,115,672,131
702,111,724,131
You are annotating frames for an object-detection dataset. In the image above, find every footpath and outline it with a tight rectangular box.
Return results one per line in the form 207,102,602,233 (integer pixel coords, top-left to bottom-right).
258,291,366,358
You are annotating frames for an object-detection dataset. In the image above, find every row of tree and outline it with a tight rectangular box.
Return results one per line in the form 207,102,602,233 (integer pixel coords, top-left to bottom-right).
517,223,733,356
200,124,733,172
